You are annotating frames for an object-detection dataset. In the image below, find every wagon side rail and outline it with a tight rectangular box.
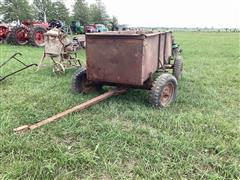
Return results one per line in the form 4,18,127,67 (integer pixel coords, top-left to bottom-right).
157,32,173,69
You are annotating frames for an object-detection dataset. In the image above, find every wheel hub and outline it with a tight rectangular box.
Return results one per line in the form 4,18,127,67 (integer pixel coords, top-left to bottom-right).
35,32,44,45
16,29,28,44
160,82,174,106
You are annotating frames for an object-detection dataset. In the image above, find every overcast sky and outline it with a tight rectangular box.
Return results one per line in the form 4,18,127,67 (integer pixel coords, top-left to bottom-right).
66,0,240,28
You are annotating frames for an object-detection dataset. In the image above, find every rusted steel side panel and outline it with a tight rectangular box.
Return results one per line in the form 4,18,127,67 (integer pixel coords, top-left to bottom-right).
164,32,172,64
142,35,159,82
158,33,166,68
158,32,173,67
86,37,144,85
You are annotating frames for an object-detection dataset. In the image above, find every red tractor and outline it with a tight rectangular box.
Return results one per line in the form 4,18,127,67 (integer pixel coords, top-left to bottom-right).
6,20,49,47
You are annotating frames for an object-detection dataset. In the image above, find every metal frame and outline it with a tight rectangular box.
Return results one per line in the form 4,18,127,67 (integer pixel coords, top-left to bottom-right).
0,53,37,81
37,29,82,73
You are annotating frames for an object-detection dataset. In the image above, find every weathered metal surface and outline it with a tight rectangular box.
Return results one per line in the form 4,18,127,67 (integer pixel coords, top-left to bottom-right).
158,33,166,67
164,32,172,64
86,31,172,86
142,35,159,83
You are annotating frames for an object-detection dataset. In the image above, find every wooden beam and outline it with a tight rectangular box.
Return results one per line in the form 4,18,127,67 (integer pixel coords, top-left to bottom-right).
14,88,127,133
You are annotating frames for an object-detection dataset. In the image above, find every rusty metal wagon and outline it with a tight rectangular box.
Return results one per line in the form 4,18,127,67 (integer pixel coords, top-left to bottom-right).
37,28,82,74
13,31,184,133
72,31,183,107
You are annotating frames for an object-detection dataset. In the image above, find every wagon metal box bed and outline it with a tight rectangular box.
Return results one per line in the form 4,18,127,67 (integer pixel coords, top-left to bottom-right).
72,31,183,107
86,32,172,86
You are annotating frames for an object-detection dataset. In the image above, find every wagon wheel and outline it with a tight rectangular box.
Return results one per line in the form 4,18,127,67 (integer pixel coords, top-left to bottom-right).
173,56,183,81
53,63,65,75
72,67,102,93
149,73,177,108
29,26,47,47
7,26,28,45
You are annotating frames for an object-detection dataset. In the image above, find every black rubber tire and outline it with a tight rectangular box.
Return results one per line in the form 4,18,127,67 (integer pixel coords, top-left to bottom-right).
173,56,183,81
72,67,87,93
29,26,47,47
72,67,91,93
149,73,178,108
6,26,28,45
72,67,103,93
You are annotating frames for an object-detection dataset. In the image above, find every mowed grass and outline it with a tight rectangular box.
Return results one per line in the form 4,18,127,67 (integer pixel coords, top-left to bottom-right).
0,32,239,179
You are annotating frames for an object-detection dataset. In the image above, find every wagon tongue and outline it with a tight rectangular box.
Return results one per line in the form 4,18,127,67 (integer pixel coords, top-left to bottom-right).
14,88,128,133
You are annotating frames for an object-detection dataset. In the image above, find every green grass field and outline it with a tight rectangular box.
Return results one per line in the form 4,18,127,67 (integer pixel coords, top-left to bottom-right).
0,32,239,179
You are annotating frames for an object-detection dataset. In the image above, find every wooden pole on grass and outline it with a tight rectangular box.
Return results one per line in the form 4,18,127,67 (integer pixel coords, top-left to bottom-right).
14,88,127,133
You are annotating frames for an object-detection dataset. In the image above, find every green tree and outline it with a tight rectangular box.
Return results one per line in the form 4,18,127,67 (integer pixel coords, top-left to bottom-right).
73,0,89,25
89,0,109,24
49,0,70,23
89,3,99,23
0,0,33,22
109,16,118,31
96,0,109,23
32,0,52,22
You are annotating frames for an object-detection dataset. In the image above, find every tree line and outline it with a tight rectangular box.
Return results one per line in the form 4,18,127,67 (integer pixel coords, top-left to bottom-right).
0,0,118,28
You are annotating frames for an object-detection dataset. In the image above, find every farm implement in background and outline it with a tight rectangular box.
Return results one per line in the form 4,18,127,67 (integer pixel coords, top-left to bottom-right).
0,53,37,82
37,28,83,74
84,24,108,33
70,21,84,34
6,20,49,47
1,19,64,47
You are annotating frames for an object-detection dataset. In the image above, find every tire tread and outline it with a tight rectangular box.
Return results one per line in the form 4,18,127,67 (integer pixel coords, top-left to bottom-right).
149,74,177,108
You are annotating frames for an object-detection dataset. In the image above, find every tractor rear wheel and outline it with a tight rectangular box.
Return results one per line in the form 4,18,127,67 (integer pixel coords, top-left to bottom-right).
149,73,177,108
173,56,183,81
0,25,9,42
7,26,28,45
29,26,47,47
72,67,102,93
